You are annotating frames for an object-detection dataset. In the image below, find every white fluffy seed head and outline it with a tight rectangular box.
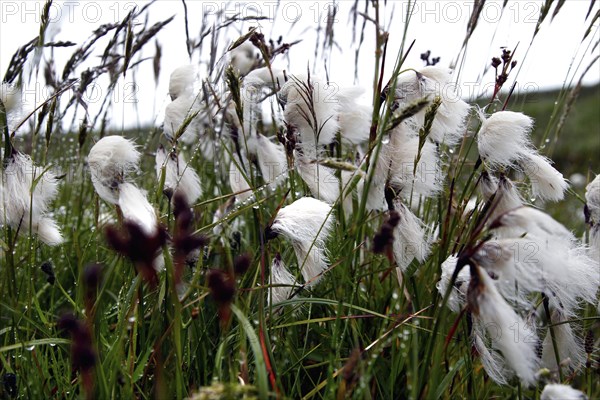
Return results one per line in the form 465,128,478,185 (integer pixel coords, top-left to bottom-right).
279,74,340,147
34,216,64,246
268,255,298,305
540,384,588,400
336,87,372,145
436,254,470,313
155,147,202,205
0,82,23,133
295,151,339,204
88,136,140,204
470,264,540,386
249,134,288,184
473,332,510,385
270,197,335,285
541,309,585,372
585,175,600,224
477,111,534,168
479,173,524,220
229,154,252,202
118,183,157,235
229,42,257,76
163,94,203,144
491,206,575,244
473,237,599,318
587,175,600,259
395,67,470,146
0,152,63,245
169,65,198,100
520,152,568,202
388,122,442,199
360,143,391,212
392,201,431,272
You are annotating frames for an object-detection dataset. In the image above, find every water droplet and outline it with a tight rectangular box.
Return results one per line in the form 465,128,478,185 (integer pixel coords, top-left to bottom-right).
25,345,35,351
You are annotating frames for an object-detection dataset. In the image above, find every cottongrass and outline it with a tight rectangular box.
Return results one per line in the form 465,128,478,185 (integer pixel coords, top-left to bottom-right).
155,145,202,204
477,110,568,202
2,3,597,398
540,383,588,400
0,151,63,245
268,254,298,305
117,183,158,236
87,135,141,204
394,66,470,146
585,174,600,257
267,197,334,286
468,263,540,386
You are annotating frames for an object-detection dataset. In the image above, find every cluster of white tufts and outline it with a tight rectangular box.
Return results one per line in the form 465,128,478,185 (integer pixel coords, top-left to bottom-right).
1,82,24,134
268,254,298,305
477,110,568,202
155,145,202,205
88,136,158,236
394,66,470,146
437,206,599,385
540,383,588,400
585,174,600,258
1,151,63,245
163,65,212,146
268,197,334,286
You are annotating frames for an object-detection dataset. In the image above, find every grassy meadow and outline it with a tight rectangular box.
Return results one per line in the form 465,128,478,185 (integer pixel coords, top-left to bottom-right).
1,1,599,399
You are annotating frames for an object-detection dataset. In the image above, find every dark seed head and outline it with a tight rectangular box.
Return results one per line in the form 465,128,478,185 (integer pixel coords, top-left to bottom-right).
585,330,594,354
264,226,279,241
233,253,252,276
83,263,103,290
57,313,79,334
41,261,55,284
207,269,236,304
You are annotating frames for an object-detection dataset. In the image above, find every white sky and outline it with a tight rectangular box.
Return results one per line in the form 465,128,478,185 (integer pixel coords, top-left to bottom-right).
1,0,599,131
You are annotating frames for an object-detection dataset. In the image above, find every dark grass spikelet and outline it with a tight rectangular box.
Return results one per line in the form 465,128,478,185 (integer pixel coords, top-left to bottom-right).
207,269,236,329
40,261,55,285
172,193,208,259
207,269,236,305
585,329,594,355
82,263,103,313
57,313,96,396
490,47,518,103
337,347,362,398
420,50,440,66
466,263,485,316
105,221,167,287
373,210,400,255
343,347,362,384
233,253,252,276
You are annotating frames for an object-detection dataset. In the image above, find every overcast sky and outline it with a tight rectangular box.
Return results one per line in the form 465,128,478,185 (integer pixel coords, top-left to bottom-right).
1,0,598,131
